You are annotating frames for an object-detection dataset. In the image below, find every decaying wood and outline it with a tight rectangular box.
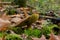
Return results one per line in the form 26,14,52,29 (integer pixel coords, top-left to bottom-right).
10,16,30,27
0,12,30,31
0,7,39,31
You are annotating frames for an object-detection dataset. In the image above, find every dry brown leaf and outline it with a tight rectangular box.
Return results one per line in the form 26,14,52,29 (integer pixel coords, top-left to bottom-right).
0,18,11,31
10,17,22,23
39,35,46,40
0,37,2,40
1,13,10,20
49,33,60,40
57,35,60,40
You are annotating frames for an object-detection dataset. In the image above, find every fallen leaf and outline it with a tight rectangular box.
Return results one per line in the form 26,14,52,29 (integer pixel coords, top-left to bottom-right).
39,35,46,40
0,18,11,31
49,33,60,40
32,37,39,40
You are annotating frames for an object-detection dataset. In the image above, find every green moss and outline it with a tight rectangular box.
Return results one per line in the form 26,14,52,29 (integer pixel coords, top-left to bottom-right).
27,14,39,25
41,26,51,39
11,27,24,34
5,34,22,40
41,24,58,39
7,8,16,15
16,14,39,28
13,0,26,7
52,27,60,35
0,32,3,37
24,29,42,38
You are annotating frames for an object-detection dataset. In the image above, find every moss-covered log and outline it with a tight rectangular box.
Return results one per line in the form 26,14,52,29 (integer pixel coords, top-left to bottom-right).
16,13,39,28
